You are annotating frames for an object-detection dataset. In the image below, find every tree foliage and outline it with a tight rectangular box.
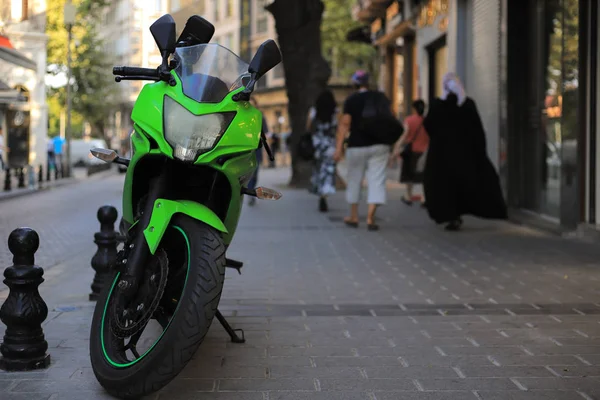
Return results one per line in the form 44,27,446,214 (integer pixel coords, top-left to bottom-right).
321,0,377,81
46,0,116,142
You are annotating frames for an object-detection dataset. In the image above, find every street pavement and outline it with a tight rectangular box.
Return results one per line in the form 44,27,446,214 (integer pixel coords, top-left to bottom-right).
1,167,600,399
0,166,122,273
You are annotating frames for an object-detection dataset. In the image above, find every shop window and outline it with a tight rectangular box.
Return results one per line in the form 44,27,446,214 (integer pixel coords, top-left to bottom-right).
255,0,269,33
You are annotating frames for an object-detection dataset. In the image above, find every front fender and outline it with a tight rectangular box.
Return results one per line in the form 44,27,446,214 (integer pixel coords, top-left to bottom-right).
143,199,228,254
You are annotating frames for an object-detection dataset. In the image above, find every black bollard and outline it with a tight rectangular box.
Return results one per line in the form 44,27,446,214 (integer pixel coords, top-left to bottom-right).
90,206,119,301
0,228,51,371
4,168,11,192
17,168,25,188
38,165,43,189
54,164,59,180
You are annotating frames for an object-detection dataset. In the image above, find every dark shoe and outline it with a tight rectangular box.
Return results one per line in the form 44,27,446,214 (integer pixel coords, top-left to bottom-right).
367,223,379,231
319,197,328,212
401,197,413,206
248,197,256,206
445,218,463,231
421,202,427,209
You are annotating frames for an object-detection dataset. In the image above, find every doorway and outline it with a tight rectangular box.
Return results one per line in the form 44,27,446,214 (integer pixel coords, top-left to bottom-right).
505,0,581,227
426,34,447,103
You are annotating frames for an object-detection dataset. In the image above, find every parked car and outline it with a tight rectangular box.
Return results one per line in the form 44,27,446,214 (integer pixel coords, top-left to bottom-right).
70,139,106,167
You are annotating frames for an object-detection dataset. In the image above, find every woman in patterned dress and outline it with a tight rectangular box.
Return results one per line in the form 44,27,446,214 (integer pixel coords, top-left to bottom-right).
309,89,338,212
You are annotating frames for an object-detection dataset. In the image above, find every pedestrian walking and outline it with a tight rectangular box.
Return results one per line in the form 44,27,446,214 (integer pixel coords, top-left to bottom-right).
392,99,429,207
247,97,268,206
308,89,338,212
422,72,507,231
268,133,280,168
334,70,403,231
52,135,66,176
0,125,8,171
46,137,55,172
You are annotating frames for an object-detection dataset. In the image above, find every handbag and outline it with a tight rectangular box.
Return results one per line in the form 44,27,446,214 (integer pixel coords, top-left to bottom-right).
297,132,315,161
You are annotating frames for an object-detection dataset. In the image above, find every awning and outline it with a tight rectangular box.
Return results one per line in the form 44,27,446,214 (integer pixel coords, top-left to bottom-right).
346,25,372,44
0,35,36,70
0,79,25,104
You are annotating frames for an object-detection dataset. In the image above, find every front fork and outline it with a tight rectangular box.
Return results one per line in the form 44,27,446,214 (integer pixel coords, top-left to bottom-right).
117,164,170,300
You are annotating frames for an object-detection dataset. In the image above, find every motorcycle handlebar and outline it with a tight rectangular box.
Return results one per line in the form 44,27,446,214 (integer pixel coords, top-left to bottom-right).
113,66,159,77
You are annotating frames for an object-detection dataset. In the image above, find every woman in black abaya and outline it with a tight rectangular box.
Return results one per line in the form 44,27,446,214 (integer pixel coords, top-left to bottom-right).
422,72,507,231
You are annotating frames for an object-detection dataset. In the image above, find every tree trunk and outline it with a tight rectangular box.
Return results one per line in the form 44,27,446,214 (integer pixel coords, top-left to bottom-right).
267,0,331,188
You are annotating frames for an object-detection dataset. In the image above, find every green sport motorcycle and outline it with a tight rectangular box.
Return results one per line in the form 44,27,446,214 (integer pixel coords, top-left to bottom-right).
88,14,282,399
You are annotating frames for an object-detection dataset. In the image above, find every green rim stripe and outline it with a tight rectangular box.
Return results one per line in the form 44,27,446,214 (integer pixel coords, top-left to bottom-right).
100,226,191,368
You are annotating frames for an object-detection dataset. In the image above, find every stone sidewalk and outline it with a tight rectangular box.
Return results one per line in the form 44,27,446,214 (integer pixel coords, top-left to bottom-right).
1,167,600,399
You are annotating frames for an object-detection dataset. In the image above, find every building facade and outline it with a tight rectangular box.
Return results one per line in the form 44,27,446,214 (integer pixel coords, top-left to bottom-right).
354,0,600,235
0,0,48,169
100,0,169,148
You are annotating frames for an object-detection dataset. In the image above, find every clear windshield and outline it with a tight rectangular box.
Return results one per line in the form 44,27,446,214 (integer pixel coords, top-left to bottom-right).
174,44,250,103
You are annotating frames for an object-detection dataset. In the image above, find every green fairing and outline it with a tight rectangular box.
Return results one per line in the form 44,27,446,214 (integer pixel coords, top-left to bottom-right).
121,71,262,246
143,199,228,254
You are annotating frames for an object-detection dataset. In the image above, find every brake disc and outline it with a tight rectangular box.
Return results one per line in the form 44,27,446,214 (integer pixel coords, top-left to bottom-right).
109,249,169,338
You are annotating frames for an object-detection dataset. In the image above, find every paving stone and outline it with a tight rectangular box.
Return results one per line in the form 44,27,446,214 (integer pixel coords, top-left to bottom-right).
416,378,519,391
312,356,402,367
267,391,371,400
512,377,600,391
158,393,263,400
522,346,600,356
179,366,266,379
0,394,52,400
438,346,533,356
476,391,589,400
8,379,104,393
457,366,557,378
268,366,363,379
364,366,460,379
545,366,600,377
217,379,315,391
579,355,600,365
489,355,587,366
317,378,416,391
376,393,479,400
266,347,356,357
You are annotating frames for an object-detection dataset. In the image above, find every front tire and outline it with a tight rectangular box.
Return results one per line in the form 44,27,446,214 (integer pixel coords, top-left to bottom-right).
89,214,226,399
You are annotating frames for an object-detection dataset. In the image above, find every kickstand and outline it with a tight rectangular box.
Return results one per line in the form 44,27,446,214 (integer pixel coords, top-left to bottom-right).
215,310,245,343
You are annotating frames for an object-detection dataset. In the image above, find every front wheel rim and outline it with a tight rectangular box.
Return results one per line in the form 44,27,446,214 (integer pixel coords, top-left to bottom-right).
100,226,190,368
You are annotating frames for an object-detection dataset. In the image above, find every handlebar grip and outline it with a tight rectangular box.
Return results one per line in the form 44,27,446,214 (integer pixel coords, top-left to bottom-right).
113,66,159,76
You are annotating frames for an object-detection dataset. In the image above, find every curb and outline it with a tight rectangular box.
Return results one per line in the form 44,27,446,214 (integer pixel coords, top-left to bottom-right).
0,168,117,203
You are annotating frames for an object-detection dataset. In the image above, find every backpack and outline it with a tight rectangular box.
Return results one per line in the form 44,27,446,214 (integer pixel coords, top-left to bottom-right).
359,92,404,145
297,132,315,161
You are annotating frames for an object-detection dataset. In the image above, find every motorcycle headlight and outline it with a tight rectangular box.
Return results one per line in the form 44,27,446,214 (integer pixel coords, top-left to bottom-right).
163,96,235,162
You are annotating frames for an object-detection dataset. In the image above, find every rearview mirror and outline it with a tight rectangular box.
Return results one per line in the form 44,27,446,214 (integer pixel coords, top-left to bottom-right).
248,40,282,79
176,15,215,46
150,14,177,55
